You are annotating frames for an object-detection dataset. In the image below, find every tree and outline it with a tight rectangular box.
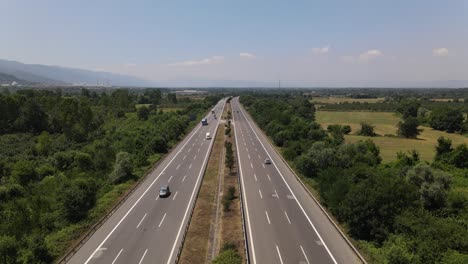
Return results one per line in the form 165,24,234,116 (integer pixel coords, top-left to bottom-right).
357,122,376,136
397,117,421,138
430,108,464,133
397,100,421,119
35,131,52,155
62,179,97,222
342,125,352,135
15,99,48,133
137,106,150,120
435,136,453,160
0,235,18,263
109,152,133,184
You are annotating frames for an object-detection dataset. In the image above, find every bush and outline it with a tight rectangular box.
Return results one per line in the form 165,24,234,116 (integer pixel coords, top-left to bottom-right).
211,249,242,264
357,122,377,136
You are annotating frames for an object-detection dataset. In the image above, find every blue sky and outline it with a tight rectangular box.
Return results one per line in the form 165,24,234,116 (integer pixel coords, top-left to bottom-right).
1,0,467,86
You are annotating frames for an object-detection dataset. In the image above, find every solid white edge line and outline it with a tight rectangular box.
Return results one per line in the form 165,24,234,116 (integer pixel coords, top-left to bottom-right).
136,213,147,229
238,98,338,264
166,100,226,264
111,248,123,264
234,102,257,264
300,245,311,264
284,211,291,224
84,117,205,264
159,213,167,228
265,211,271,224
138,249,148,264
276,245,284,264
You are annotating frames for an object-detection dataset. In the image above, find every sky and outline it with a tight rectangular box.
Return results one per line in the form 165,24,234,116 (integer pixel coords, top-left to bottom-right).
1,0,467,86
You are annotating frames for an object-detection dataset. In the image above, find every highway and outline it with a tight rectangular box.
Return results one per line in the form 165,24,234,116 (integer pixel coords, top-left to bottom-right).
67,99,226,264
231,97,361,264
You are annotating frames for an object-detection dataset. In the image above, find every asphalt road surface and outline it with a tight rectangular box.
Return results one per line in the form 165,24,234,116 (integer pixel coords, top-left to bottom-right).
231,97,361,264
67,99,226,264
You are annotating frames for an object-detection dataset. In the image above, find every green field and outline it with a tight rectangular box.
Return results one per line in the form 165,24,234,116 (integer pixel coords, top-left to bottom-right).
316,111,468,161
310,96,385,104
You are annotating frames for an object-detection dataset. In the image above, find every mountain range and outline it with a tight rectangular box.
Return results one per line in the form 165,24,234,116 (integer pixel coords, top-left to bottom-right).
0,59,153,87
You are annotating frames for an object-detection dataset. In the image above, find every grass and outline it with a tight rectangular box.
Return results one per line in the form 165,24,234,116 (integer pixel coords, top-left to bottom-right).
316,111,468,162
179,125,224,264
219,102,245,263
310,96,385,104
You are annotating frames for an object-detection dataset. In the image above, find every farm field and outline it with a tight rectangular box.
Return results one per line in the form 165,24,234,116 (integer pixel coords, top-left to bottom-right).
310,96,385,104
316,111,468,161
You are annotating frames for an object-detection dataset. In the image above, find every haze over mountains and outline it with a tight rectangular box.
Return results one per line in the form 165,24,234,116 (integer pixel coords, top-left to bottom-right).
0,59,153,86
0,59,467,88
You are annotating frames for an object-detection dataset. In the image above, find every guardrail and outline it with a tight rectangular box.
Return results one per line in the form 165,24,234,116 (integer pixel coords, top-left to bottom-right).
56,106,216,264
239,102,368,264
233,122,251,264
173,101,226,263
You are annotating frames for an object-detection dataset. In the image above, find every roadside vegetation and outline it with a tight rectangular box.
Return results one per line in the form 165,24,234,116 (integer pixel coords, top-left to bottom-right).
0,88,220,263
241,93,467,264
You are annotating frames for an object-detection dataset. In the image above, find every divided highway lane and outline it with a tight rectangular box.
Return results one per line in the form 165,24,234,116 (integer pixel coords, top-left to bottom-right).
232,97,361,264
67,99,226,264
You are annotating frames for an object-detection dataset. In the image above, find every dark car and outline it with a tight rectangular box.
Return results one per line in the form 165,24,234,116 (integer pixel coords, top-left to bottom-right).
159,185,170,198
264,159,272,164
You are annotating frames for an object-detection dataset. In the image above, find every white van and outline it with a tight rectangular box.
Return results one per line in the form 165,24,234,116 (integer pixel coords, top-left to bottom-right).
206,132,211,140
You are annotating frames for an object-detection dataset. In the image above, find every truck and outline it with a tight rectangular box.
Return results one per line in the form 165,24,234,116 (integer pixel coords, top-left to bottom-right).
206,132,211,139
201,118,208,126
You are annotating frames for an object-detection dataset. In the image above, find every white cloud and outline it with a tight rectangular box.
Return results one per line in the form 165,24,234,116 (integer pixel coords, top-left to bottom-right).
240,52,255,58
432,48,449,56
170,56,225,66
312,46,330,54
358,49,382,61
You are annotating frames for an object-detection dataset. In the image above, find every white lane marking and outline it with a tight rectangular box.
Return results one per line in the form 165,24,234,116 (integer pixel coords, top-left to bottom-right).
172,191,178,200
267,174,271,181
83,106,206,264
233,101,257,264
246,148,249,152
250,163,253,169
155,195,159,201
238,102,338,264
167,101,226,264
138,249,148,264
274,189,279,199
254,174,257,182
198,148,201,152
284,211,291,224
259,189,263,199
182,175,187,182
176,164,180,170
159,213,167,228
300,245,311,264
189,163,192,169
168,176,173,183
262,164,265,168
111,248,123,264
276,245,284,264
192,142,195,146
248,154,251,159
255,148,258,152
265,211,271,224
188,148,191,152
183,155,186,160
136,213,147,229
194,155,197,160
257,155,261,159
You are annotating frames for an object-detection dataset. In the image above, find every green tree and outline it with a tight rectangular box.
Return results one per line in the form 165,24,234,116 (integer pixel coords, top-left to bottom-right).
0,235,18,264
211,249,242,264
430,108,464,133
357,122,376,136
62,179,97,222
35,131,52,155
137,106,150,120
435,136,453,160
397,117,421,138
109,152,133,184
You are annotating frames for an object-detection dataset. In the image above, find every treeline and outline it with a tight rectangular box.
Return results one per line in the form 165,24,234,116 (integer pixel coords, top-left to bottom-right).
0,88,220,263
240,95,467,264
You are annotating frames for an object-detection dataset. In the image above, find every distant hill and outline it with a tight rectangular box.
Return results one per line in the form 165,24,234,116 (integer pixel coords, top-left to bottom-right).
0,72,32,85
0,59,153,87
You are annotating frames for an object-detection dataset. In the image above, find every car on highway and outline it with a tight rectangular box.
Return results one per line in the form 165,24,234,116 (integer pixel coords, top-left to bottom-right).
206,132,212,139
264,158,271,164
159,185,170,198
